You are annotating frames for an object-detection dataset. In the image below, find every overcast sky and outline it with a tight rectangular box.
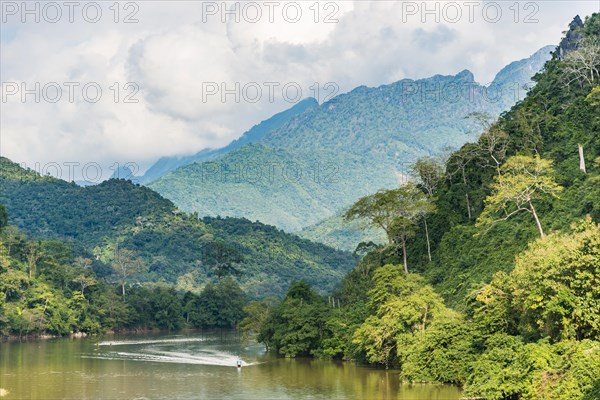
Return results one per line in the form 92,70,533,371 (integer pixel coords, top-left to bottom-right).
1,0,599,181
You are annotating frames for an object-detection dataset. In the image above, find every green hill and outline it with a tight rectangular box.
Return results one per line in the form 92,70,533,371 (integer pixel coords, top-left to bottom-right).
0,157,356,298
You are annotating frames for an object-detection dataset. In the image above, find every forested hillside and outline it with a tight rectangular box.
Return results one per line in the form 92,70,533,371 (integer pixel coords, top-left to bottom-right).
240,14,600,400
0,202,250,336
0,158,356,299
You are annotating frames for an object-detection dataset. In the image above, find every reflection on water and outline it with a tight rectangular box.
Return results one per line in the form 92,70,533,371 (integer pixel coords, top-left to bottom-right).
0,331,462,399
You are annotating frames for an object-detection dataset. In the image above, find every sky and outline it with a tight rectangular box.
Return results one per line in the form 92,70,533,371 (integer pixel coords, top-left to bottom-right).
1,0,599,181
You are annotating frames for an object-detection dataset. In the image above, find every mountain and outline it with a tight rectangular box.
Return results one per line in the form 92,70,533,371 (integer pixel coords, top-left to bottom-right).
148,47,553,233
488,45,555,89
110,165,141,183
139,98,318,183
0,157,356,298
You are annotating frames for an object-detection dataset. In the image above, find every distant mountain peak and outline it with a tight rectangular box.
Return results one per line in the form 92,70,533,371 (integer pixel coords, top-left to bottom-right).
456,69,475,82
491,45,553,87
110,165,140,183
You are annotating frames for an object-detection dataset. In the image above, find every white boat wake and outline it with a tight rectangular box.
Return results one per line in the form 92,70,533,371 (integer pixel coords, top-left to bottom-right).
97,337,207,346
86,338,257,367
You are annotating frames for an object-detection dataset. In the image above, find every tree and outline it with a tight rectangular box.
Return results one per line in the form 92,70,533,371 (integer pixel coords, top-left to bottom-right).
201,240,244,279
352,265,449,368
588,85,600,101
446,144,479,219
26,241,41,279
344,189,404,244
0,226,21,257
389,217,417,274
111,248,145,297
466,111,511,179
563,37,600,86
410,157,444,197
260,281,328,357
410,157,443,261
478,127,510,176
477,155,563,238
239,297,277,346
71,257,97,297
344,184,432,273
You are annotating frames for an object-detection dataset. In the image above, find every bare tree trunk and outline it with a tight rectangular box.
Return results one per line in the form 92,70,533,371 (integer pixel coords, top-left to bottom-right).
423,217,432,262
462,167,472,219
465,193,472,219
578,144,586,173
402,238,408,274
121,281,126,297
529,200,545,238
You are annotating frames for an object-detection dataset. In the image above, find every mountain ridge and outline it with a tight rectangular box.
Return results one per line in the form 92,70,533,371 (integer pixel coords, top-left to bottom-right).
148,46,553,233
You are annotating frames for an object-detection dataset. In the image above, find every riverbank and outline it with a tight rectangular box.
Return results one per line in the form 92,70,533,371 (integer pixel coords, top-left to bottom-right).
1,327,242,342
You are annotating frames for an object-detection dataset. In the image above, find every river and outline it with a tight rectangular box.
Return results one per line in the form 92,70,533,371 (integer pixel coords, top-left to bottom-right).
0,331,462,399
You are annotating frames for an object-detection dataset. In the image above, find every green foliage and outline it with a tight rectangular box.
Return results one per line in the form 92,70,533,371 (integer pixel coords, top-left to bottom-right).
345,184,434,272
474,218,600,341
187,277,247,328
239,297,277,345
260,281,330,357
0,223,250,336
0,157,357,298
344,184,432,243
403,13,600,304
410,156,445,197
464,337,600,400
352,265,451,368
200,240,243,279
397,315,476,384
477,155,563,238
0,204,7,231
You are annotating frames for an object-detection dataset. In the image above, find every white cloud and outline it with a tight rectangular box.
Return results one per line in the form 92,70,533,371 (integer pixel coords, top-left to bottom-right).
1,0,598,180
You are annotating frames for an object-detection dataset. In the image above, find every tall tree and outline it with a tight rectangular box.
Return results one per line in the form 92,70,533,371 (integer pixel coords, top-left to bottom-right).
477,155,563,238
71,256,97,297
446,144,479,219
111,248,145,297
410,157,444,197
389,217,417,274
345,184,431,273
26,241,41,279
410,158,443,261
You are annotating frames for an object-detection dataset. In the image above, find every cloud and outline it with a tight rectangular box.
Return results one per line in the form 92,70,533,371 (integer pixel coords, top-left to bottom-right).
1,1,598,180
413,26,458,51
